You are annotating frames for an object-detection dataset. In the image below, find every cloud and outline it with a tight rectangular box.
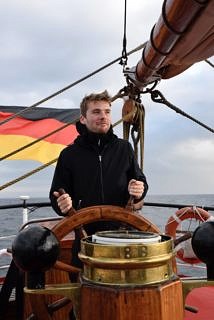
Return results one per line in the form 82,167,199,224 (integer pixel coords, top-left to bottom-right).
172,138,214,164
145,135,214,194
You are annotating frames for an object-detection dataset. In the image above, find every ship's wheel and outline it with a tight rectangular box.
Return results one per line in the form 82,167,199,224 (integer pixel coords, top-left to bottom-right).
24,205,160,320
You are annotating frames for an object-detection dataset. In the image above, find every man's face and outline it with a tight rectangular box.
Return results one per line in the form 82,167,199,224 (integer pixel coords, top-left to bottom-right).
80,100,111,133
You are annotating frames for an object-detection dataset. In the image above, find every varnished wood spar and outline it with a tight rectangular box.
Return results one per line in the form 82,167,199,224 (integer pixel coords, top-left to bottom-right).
80,279,183,320
135,0,213,84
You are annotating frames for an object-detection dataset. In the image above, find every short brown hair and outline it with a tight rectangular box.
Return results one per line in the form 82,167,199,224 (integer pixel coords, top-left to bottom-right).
80,90,111,117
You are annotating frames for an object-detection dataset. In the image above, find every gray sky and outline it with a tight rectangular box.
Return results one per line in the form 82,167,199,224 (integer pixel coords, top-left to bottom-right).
0,0,213,198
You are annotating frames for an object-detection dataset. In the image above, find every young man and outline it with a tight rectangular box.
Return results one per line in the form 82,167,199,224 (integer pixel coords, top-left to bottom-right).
50,90,148,216
50,90,148,269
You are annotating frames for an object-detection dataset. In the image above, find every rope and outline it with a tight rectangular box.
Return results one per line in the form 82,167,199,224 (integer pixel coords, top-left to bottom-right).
166,207,190,227
205,59,214,68
131,105,145,170
122,99,145,170
0,42,147,127
119,0,128,67
113,107,137,128
150,90,214,134
194,206,208,222
0,158,57,191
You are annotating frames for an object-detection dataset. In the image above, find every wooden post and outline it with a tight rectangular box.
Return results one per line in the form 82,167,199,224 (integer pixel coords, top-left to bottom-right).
81,278,183,320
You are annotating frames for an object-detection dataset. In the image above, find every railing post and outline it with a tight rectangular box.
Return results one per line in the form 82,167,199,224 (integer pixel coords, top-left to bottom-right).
20,196,30,225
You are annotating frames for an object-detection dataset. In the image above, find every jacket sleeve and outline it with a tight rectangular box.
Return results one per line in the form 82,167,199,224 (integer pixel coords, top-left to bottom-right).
49,150,72,216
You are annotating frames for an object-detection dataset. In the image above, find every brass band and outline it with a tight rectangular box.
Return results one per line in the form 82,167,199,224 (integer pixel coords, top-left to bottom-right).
79,233,175,285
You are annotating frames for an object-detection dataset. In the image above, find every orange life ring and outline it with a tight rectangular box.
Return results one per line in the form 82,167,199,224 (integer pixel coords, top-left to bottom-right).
165,206,210,264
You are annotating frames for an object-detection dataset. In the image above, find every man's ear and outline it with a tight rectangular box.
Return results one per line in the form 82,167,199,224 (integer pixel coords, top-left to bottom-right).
80,114,86,124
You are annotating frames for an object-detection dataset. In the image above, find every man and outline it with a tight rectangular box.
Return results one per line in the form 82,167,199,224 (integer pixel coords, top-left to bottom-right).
50,90,148,265
50,90,148,218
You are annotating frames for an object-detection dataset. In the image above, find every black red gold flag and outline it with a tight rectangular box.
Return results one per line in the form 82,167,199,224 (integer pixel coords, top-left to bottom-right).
0,106,80,164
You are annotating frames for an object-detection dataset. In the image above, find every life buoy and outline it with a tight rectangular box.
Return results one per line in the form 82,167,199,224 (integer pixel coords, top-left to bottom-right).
165,206,210,264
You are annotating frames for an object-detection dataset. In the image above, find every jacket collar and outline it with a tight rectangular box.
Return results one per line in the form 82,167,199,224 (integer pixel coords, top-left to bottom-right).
75,121,117,149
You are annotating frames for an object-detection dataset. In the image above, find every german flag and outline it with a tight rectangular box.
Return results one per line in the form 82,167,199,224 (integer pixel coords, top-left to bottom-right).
0,106,80,164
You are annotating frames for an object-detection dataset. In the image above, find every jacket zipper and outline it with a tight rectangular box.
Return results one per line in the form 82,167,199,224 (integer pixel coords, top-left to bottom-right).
98,154,105,203
98,138,105,203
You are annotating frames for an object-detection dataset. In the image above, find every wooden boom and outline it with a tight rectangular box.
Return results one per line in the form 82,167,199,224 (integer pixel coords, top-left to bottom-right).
135,0,214,85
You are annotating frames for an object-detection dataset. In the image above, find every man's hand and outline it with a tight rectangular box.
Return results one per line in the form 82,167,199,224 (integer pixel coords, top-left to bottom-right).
53,191,72,215
128,179,144,199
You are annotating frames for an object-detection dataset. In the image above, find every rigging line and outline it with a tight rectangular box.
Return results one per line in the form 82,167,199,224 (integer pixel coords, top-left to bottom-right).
150,90,214,134
120,0,128,66
0,159,57,191
205,59,214,68
0,42,147,127
0,109,136,191
112,108,136,128
0,116,80,161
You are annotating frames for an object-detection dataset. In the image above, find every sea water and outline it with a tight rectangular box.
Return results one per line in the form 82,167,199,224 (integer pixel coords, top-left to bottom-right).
0,194,213,278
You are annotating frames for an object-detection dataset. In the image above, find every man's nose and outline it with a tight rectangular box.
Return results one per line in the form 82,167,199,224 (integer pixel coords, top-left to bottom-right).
100,111,107,118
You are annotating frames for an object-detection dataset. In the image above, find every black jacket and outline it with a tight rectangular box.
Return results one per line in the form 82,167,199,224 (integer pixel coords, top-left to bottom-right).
50,122,148,215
